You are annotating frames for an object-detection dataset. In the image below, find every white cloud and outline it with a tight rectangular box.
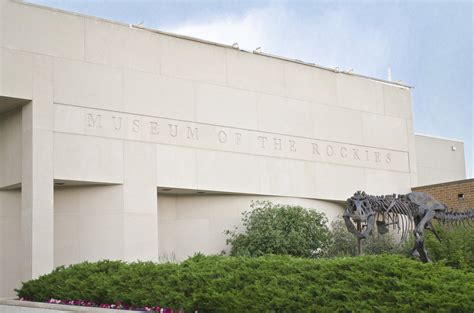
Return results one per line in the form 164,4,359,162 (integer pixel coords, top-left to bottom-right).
162,7,278,52
162,5,392,79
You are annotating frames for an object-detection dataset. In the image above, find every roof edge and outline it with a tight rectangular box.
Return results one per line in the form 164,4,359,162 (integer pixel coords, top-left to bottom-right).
19,0,413,89
412,178,473,189
414,133,465,143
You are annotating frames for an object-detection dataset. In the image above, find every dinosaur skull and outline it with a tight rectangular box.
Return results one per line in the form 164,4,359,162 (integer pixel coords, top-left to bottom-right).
346,191,371,223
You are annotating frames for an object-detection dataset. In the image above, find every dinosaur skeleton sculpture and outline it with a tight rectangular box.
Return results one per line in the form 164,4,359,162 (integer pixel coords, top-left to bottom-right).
343,191,474,262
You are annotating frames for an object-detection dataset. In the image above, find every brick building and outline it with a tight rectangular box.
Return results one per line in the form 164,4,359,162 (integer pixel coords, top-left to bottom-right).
412,178,474,211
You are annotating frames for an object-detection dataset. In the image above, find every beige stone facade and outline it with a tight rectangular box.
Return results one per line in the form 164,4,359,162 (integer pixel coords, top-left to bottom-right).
0,0,466,297
414,134,466,186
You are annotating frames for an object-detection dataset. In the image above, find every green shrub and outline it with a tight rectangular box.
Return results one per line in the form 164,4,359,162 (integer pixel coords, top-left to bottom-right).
363,232,407,255
325,218,358,257
224,201,331,258
326,218,406,257
17,255,474,312
328,218,474,270
423,224,474,270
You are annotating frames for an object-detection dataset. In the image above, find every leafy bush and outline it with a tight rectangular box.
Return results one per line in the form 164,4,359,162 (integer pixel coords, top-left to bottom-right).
224,201,331,258
363,232,407,255
326,218,406,257
423,224,474,270
327,218,474,270
325,218,358,257
17,255,474,312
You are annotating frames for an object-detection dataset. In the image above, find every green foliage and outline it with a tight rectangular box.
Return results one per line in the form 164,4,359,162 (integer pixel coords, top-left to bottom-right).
17,255,474,312
326,218,406,257
363,232,407,256
327,218,474,271
325,218,357,257
224,201,331,258
423,224,474,270
16,260,182,307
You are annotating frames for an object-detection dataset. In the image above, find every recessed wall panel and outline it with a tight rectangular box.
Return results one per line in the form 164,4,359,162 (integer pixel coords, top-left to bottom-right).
53,133,123,183
0,108,22,188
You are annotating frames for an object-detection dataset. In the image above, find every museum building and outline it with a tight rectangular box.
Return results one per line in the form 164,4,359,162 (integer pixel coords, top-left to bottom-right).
0,0,467,297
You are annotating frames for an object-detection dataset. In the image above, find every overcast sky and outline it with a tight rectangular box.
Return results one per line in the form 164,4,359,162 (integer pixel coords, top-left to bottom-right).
30,0,474,178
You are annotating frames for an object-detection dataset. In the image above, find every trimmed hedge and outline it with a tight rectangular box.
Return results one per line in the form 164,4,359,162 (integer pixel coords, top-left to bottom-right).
17,255,474,312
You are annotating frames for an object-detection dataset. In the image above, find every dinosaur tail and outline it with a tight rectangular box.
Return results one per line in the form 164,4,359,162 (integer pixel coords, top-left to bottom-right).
435,208,474,226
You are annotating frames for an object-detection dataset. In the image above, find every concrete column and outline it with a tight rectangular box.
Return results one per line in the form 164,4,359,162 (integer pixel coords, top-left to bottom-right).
122,141,158,261
21,54,54,280
0,1,4,49
0,0,4,94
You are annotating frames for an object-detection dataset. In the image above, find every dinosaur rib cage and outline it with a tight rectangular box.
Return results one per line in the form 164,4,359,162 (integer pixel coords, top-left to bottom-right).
367,195,415,241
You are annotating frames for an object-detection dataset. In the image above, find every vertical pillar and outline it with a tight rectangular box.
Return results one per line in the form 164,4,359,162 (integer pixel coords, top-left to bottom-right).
0,0,3,95
21,54,54,280
0,0,4,51
406,120,418,187
122,141,158,261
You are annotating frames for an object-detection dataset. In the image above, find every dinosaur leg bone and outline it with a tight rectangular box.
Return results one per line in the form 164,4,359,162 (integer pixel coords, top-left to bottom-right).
414,208,436,262
426,221,442,242
343,211,365,239
360,214,375,239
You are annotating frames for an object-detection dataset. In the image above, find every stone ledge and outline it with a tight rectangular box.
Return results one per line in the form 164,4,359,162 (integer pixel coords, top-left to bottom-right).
0,299,146,312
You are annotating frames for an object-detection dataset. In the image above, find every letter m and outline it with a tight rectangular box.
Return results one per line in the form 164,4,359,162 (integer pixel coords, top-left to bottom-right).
187,127,199,140
87,113,102,128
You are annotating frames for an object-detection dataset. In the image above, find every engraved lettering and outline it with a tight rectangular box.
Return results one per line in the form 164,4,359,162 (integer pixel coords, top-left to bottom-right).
326,145,334,156
374,152,381,162
258,136,268,149
235,133,242,145
312,143,320,155
75,107,405,172
218,130,227,143
169,124,178,137
87,114,102,128
150,121,159,134
352,149,360,160
289,140,296,152
274,138,282,151
132,119,141,132
187,127,199,140
111,116,122,130
340,147,347,158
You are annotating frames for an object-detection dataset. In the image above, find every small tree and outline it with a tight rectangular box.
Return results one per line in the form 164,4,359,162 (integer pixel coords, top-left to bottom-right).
224,201,331,258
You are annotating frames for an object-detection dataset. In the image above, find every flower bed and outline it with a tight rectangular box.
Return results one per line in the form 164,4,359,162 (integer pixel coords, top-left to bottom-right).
41,298,174,312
